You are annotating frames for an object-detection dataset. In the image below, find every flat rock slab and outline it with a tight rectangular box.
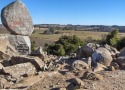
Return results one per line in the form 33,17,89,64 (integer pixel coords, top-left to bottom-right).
1,1,34,36
10,56,44,70
3,62,36,78
0,34,31,56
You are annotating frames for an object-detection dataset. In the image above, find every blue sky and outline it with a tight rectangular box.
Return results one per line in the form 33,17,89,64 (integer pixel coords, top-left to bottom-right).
0,0,125,25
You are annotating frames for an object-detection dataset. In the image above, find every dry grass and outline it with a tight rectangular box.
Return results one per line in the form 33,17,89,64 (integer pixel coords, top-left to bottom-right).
30,29,125,47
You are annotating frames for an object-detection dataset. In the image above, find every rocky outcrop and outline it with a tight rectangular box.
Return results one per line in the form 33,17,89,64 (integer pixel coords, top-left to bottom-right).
92,47,113,66
1,1,34,36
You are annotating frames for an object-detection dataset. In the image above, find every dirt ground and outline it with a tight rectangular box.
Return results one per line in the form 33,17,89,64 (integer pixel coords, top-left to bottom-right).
11,57,125,90
25,70,125,90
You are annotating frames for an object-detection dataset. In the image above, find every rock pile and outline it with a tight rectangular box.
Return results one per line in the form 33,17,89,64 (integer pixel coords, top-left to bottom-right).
1,1,125,90
0,1,43,89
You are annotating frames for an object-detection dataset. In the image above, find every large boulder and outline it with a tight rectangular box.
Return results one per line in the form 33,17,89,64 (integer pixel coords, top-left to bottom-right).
119,47,125,57
1,1,34,35
76,43,98,59
3,62,36,78
0,34,31,58
92,47,113,66
104,44,119,58
116,56,125,69
10,56,44,70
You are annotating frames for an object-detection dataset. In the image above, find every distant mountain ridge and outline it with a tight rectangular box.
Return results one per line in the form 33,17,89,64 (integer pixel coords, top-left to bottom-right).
34,24,125,32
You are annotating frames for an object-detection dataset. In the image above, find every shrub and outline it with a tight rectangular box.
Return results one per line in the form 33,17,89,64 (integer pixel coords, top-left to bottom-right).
105,29,119,47
46,35,84,56
116,37,125,50
31,41,36,51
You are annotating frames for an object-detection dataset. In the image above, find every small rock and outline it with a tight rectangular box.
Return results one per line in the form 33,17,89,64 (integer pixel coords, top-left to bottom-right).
72,78,84,89
92,63,108,73
108,66,115,71
83,72,103,80
82,57,92,66
110,62,119,70
0,77,13,89
58,87,66,90
72,60,89,71
31,47,45,60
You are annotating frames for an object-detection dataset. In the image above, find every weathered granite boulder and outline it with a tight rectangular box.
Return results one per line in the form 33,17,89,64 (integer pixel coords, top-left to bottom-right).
72,60,89,71
0,34,31,57
1,1,34,35
116,56,125,69
3,62,36,78
92,47,113,66
10,56,44,70
104,44,119,58
76,43,98,59
119,47,125,57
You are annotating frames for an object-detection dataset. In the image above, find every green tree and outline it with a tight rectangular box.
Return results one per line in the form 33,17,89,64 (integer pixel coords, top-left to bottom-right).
116,37,125,50
106,29,119,47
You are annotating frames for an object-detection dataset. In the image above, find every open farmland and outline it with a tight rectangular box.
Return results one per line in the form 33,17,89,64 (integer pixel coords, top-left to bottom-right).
30,28,125,47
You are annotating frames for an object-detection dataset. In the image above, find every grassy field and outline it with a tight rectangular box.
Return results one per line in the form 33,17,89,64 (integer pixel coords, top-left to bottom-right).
30,29,125,47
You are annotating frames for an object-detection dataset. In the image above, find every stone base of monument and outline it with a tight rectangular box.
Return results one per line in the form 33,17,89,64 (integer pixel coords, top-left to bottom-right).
0,34,31,59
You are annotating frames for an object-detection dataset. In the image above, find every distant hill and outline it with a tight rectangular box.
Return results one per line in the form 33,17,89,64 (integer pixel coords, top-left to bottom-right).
34,24,125,32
